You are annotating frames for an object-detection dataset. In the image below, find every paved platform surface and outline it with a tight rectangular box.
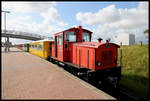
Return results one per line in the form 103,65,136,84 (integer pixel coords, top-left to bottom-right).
1,47,115,100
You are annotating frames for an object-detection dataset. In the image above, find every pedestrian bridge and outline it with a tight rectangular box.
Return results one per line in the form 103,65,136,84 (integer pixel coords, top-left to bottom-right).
2,29,50,41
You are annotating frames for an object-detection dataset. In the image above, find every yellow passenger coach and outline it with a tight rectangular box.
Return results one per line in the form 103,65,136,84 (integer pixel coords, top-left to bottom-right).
29,39,54,59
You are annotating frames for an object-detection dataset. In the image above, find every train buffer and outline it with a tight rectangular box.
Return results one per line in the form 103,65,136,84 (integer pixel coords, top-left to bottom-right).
2,47,116,100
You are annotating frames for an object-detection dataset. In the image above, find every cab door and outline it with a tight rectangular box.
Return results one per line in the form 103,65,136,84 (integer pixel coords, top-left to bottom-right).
56,33,64,61
63,31,76,62
55,36,57,58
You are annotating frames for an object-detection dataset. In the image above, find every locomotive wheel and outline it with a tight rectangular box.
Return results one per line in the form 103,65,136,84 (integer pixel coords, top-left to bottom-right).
87,72,97,85
72,68,78,76
87,73,92,83
63,64,69,71
52,59,56,64
49,57,52,62
50,58,54,63
46,57,50,61
57,61,62,67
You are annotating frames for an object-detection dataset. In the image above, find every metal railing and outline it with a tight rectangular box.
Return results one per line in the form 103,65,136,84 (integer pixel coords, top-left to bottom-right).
2,29,48,39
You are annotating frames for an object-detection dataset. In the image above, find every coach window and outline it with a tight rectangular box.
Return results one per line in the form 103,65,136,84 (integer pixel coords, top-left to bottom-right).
35,44,37,49
32,45,34,48
57,34,63,45
39,44,43,50
38,44,41,50
36,45,38,50
65,31,76,42
82,32,90,42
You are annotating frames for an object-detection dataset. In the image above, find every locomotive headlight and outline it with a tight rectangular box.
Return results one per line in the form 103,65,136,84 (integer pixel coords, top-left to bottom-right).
97,62,101,66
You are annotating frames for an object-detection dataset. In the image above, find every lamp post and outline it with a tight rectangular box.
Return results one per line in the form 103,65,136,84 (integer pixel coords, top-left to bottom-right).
2,10,10,52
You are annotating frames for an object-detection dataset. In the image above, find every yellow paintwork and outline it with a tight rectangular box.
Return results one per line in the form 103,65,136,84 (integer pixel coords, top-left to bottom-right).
29,41,50,59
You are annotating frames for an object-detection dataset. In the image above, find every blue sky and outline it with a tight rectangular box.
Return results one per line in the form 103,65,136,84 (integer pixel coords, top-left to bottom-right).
1,1,148,44
16,2,139,28
56,2,139,29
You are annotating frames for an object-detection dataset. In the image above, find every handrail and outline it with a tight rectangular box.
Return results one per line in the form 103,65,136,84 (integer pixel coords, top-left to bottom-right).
2,29,48,39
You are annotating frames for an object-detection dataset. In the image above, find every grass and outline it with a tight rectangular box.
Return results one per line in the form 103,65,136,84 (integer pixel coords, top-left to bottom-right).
117,44,149,99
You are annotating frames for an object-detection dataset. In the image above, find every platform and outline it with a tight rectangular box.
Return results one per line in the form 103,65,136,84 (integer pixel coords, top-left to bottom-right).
1,47,116,99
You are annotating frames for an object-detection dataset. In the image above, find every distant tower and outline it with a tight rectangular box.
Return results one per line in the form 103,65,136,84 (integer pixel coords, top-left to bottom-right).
114,33,135,45
129,34,135,45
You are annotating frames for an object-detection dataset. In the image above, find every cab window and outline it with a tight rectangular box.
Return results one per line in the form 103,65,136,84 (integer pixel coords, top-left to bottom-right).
82,32,90,42
57,34,63,45
65,31,76,42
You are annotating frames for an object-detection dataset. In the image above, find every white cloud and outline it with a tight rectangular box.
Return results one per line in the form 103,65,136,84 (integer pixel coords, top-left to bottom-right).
76,5,120,25
2,1,68,33
76,2,148,29
76,2,149,43
2,15,32,31
2,1,56,13
6,17,66,37
138,2,148,10
20,16,32,21
40,7,68,26
1,2,69,44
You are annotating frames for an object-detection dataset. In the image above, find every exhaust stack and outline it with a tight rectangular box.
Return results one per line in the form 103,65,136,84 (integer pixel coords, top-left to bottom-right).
106,38,111,43
97,38,103,43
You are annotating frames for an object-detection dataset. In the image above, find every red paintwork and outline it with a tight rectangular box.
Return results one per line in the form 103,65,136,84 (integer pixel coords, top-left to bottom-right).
72,45,95,70
54,33,64,62
53,26,92,63
96,43,119,70
72,42,119,71
50,42,55,57
72,42,96,70
64,42,73,62
49,26,120,71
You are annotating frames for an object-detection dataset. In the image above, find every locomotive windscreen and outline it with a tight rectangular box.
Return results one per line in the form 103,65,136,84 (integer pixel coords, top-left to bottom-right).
82,32,90,42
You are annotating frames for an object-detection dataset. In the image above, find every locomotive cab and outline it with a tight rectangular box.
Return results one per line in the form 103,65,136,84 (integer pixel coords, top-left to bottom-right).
54,26,92,62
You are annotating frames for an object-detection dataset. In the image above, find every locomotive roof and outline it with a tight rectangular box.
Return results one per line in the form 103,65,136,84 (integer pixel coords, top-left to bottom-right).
73,42,120,48
55,26,92,36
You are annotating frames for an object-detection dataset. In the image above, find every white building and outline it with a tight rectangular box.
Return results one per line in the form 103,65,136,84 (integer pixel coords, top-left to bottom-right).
113,34,135,45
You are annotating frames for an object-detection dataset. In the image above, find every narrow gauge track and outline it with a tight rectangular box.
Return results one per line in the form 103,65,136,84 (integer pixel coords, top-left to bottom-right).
79,73,147,100
90,82,141,100
80,75,144,100
51,60,144,100
80,73,145,100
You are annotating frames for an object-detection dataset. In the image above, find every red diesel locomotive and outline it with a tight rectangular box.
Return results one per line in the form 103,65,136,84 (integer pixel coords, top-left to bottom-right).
49,26,121,87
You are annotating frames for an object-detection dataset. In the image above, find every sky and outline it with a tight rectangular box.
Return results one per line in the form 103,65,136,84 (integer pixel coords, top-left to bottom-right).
1,1,149,44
